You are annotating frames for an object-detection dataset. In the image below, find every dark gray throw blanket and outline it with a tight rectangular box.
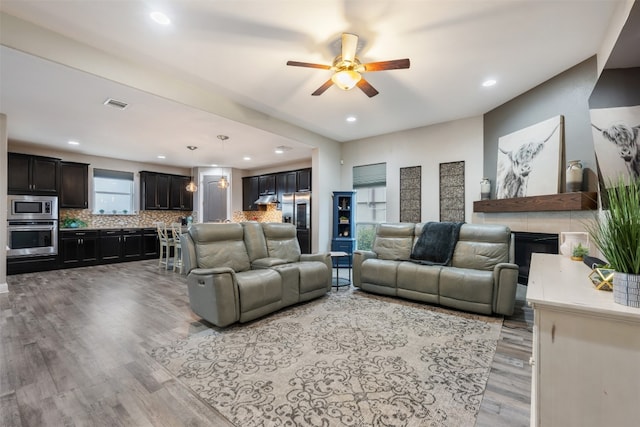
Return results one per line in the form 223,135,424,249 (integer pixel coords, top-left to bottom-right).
409,221,465,266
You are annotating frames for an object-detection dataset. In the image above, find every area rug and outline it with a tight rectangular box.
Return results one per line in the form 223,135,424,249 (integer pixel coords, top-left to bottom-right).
150,289,502,427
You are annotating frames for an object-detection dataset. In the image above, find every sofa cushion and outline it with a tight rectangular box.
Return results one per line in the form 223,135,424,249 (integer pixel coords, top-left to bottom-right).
361,259,399,288
189,223,250,272
236,269,283,312
262,223,301,263
242,222,269,261
451,224,510,271
373,223,415,260
438,267,494,305
297,261,330,294
397,262,441,295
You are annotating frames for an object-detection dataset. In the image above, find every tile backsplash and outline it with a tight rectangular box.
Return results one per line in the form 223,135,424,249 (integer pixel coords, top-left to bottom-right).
60,209,193,228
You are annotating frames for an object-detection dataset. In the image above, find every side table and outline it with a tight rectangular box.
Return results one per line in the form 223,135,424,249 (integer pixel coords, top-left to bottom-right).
329,251,351,289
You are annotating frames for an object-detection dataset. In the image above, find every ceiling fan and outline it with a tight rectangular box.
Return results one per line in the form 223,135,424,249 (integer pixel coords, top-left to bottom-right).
286,33,410,97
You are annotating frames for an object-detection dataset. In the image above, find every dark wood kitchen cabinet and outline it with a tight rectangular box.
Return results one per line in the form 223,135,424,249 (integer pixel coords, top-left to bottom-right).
59,161,89,208
276,172,296,210
296,168,311,191
242,176,259,211
122,229,143,260
8,152,60,195
99,229,122,262
259,174,276,195
142,228,159,258
60,230,99,267
169,175,193,210
140,171,192,211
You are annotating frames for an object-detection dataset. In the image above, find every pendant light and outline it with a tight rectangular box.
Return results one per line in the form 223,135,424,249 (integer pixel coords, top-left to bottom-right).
217,135,230,189
186,145,198,192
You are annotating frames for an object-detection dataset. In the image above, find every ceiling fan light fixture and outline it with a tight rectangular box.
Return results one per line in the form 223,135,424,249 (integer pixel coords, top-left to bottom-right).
331,70,361,91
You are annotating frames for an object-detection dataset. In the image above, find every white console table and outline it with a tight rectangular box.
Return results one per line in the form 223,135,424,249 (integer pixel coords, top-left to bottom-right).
527,253,640,427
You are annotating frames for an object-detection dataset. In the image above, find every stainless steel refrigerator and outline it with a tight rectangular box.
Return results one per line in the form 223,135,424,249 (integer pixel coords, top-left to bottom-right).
281,192,311,254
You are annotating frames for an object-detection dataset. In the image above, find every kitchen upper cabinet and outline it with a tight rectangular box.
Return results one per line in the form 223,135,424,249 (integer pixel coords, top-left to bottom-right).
59,161,89,208
242,176,259,211
140,171,170,210
8,152,59,195
276,172,297,210
141,171,192,211
259,174,276,195
170,175,193,211
296,168,311,192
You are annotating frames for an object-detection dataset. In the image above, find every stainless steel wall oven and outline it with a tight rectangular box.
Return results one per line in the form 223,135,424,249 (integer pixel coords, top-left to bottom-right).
7,195,59,258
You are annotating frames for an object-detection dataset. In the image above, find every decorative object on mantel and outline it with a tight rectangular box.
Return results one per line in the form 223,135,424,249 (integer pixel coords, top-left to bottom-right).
480,177,491,200
590,104,640,186
571,243,589,261
566,160,583,192
587,176,640,307
496,115,563,199
588,267,614,291
559,231,589,258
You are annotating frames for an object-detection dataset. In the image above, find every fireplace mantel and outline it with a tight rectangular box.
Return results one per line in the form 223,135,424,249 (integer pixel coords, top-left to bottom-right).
473,192,598,213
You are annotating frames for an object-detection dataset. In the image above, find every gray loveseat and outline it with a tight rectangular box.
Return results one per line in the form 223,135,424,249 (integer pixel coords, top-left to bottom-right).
353,222,518,316
182,222,332,327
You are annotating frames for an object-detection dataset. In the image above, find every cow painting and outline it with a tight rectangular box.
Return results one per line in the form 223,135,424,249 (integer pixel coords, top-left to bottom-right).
496,121,561,199
592,123,640,179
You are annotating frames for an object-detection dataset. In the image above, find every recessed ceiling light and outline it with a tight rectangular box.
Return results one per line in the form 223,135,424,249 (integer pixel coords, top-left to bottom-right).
274,145,291,154
482,79,497,87
157,155,166,159
68,140,80,146
243,156,251,161
150,11,171,25
211,164,218,167
346,116,357,122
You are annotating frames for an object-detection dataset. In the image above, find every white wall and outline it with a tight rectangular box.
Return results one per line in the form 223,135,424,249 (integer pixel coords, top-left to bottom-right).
341,116,484,223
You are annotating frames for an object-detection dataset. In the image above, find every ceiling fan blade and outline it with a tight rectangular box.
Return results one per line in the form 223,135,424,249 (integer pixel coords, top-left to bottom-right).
311,79,334,96
286,61,331,70
361,58,410,72
356,78,379,98
342,33,358,63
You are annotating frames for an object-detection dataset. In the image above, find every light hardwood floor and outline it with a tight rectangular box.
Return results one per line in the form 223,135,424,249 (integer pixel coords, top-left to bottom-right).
1,260,532,426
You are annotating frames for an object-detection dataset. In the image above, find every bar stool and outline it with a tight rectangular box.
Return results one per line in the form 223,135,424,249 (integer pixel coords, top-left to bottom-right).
156,223,174,270
170,222,184,273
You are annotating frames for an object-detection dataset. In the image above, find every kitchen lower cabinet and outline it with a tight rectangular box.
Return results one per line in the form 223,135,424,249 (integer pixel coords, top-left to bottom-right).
142,228,159,258
99,229,122,262
60,230,99,267
122,229,143,260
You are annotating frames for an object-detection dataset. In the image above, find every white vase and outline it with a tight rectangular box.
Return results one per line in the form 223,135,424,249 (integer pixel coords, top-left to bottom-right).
566,160,583,192
480,178,491,200
559,232,589,257
613,272,640,307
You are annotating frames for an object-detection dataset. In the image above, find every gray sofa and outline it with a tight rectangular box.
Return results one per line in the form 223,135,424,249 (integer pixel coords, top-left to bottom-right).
353,222,519,315
182,222,332,327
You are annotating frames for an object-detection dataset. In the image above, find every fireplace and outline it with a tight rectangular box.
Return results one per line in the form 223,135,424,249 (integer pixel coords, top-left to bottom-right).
513,232,559,285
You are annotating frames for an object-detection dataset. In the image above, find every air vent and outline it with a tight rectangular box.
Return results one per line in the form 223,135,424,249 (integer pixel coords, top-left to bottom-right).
103,98,129,110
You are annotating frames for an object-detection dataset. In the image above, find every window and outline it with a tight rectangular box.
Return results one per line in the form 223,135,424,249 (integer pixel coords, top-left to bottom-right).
353,163,386,250
93,169,134,214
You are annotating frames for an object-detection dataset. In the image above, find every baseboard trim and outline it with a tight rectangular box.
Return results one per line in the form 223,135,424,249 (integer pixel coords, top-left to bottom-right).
0,282,8,294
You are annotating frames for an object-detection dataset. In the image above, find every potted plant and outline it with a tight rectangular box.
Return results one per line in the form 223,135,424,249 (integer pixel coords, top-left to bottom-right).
587,176,640,307
571,243,589,261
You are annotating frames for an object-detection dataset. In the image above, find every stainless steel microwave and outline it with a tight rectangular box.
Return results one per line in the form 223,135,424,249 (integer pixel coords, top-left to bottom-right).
7,195,58,221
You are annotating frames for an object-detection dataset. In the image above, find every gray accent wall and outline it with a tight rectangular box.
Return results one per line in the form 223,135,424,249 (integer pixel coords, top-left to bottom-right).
483,56,599,195
589,67,640,108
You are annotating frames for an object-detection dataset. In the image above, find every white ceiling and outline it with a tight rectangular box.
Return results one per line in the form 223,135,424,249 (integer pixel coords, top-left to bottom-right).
0,0,623,170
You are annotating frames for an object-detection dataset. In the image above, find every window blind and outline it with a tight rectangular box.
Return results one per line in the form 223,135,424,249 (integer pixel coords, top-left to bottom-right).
353,163,386,188
93,168,133,181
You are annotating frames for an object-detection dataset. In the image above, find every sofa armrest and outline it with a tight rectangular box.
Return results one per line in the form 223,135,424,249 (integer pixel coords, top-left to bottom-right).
187,267,239,327
301,252,332,287
353,250,378,288
492,262,519,316
252,257,288,269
